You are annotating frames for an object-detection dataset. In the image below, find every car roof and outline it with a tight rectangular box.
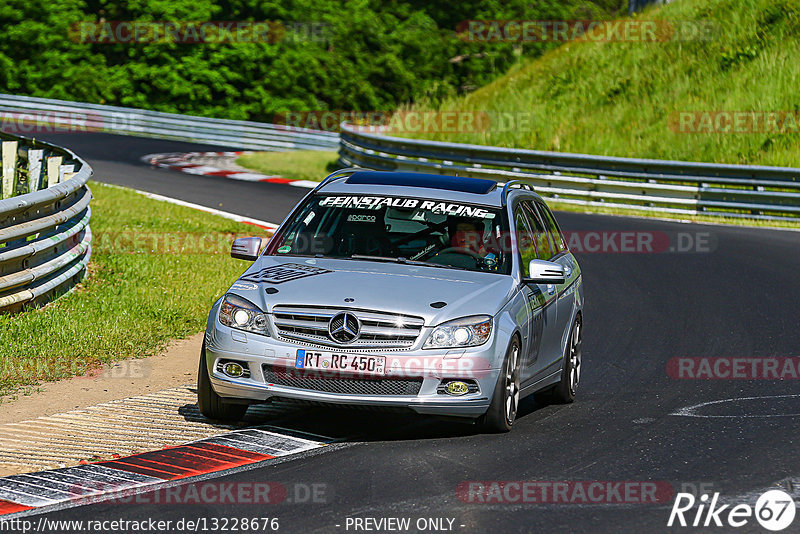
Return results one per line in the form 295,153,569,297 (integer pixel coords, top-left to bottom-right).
346,171,497,194
316,171,543,207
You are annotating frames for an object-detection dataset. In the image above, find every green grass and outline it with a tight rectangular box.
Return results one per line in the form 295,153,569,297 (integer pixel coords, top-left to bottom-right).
404,0,800,168
0,182,272,397
237,150,340,182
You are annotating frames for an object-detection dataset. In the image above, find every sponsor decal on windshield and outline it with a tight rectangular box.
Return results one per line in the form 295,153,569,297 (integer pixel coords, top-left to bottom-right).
346,214,376,223
320,196,494,219
240,263,332,284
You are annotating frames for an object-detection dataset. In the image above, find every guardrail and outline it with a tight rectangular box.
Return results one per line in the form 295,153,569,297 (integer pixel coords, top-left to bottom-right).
0,132,92,313
0,93,339,152
339,124,800,221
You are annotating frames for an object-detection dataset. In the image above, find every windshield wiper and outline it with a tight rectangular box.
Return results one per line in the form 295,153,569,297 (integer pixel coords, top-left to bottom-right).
348,254,468,271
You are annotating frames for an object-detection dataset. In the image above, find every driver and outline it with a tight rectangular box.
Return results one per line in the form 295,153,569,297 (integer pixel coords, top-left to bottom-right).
447,217,498,270
450,217,487,254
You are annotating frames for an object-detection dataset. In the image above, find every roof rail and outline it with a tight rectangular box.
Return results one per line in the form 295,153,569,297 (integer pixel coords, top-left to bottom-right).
501,180,534,206
313,167,362,192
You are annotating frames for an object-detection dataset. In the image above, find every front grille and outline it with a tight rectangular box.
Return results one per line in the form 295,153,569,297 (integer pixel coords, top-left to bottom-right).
271,305,425,349
262,364,423,396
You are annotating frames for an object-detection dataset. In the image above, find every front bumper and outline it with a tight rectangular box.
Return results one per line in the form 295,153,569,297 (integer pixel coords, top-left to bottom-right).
205,320,502,419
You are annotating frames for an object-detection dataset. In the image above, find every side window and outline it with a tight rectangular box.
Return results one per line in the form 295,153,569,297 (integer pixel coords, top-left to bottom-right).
522,201,554,260
514,206,538,277
535,202,566,255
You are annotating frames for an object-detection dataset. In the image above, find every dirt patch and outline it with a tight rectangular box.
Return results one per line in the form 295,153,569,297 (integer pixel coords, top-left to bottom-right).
0,333,203,425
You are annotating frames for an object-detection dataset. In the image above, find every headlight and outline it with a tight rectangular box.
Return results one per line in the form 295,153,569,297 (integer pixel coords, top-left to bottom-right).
423,315,492,349
218,294,270,336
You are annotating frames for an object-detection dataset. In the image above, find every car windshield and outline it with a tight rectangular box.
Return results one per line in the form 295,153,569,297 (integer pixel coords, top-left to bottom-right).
268,194,511,274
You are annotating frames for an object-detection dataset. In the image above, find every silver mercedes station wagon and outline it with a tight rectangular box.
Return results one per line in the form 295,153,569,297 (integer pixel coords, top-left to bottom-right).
199,169,583,432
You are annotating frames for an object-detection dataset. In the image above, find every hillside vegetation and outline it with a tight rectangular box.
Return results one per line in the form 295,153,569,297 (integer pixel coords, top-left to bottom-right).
406,0,800,167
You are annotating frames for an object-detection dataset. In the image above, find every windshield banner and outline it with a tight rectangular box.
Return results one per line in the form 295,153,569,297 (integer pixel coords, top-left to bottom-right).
319,195,494,218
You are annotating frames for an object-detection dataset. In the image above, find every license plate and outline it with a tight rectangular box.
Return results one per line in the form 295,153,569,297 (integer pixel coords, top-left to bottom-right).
295,349,385,375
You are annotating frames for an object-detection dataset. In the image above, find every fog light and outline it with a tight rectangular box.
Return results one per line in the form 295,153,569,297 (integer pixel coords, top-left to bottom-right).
444,381,469,396
223,362,245,378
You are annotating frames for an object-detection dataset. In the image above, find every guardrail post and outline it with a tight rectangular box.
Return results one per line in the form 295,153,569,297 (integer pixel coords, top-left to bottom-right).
60,164,74,183
47,155,62,187
2,141,18,199
27,149,44,193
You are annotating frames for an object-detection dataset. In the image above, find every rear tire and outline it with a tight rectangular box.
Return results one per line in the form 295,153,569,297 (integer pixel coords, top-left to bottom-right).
535,315,582,405
479,336,521,433
197,342,248,422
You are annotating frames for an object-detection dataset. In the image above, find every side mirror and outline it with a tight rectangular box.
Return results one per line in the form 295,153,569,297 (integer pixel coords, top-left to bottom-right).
524,259,565,284
231,237,262,261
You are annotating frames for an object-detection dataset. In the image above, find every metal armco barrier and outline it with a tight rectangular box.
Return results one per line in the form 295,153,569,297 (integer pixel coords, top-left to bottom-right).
0,132,92,313
0,93,339,151
339,124,800,221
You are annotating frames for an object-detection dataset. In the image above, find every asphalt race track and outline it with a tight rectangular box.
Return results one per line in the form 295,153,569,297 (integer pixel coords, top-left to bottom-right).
26,132,800,533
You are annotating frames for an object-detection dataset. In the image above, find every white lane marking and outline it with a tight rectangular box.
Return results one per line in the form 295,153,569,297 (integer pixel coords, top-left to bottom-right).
0,483,60,507
178,165,225,175
78,465,164,484
0,426,328,512
230,172,281,181
287,180,318,189
142,152,286,183
671,394,800,418
23,467,159,489
101,183,279,230
201,429,325,456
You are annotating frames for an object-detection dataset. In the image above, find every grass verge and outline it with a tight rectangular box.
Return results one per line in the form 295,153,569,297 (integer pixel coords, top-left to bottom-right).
0,181,272,398
236,150,339,182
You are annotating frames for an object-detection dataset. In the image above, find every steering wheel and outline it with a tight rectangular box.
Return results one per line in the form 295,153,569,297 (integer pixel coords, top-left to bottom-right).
430,247,486,267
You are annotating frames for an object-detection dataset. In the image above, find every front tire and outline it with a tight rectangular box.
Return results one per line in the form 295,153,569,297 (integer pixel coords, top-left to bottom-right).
479,336,521,433
535,315,582,405
197,342,248,422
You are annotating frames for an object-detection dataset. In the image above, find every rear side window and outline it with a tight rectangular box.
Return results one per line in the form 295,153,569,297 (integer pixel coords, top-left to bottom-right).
534,202,566,256
521,201,554,260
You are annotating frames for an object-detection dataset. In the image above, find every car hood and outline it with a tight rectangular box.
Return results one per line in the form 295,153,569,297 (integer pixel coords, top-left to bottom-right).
228,256,517,325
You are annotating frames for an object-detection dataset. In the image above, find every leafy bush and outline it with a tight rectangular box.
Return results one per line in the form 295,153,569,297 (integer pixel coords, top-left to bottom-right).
0,0,624,121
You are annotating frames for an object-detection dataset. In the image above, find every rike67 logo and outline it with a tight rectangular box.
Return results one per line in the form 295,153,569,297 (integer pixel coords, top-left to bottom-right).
668,490,796,531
